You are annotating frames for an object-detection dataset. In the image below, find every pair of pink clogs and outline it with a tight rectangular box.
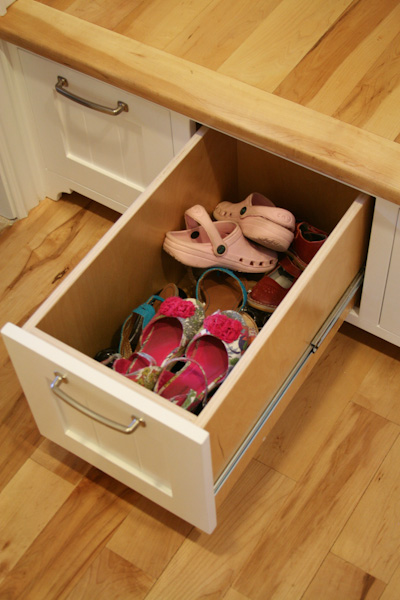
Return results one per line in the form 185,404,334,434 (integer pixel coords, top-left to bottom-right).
163,193,295,274
113,296,250,413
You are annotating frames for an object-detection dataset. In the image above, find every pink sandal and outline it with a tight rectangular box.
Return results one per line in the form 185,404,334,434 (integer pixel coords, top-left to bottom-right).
163,204,277,273
113,297,205,383
213,192,295,251
113,353,162,390
154,310,250,412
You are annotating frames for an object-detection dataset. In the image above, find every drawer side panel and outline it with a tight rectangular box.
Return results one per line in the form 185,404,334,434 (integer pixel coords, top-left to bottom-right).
201,194,372,478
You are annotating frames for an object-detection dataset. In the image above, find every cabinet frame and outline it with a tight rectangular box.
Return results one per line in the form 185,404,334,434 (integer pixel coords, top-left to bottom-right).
347,197,400,347
0,41,195,215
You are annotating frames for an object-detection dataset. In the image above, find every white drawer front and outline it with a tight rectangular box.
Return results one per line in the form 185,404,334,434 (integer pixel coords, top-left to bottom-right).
347,197,400,346
17,49,188,212
380,206,400,337
2,323,216,533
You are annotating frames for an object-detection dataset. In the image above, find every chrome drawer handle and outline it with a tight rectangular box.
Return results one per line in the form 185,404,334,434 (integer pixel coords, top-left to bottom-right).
50,372,144,434
55,76,129,115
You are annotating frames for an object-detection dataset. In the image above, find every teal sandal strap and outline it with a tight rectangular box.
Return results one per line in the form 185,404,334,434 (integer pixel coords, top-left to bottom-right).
146,294,165,305
133,294,165,327
119,294,166,355
195,267,248,311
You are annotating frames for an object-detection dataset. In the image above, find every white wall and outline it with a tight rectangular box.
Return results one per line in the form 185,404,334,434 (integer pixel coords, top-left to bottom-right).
0,173,15,219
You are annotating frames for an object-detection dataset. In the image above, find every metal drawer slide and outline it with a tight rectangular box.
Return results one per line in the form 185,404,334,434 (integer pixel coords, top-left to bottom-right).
214,269,364,494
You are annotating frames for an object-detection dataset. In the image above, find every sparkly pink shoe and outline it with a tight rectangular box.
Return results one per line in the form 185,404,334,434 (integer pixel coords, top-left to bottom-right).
213,192,295,251
154,310,250,412
113,297,205,387
113,353,162,390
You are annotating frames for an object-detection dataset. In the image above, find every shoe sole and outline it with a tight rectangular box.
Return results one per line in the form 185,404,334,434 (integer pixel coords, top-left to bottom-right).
247,296,277,313
163,238,276,273
241,219,294,252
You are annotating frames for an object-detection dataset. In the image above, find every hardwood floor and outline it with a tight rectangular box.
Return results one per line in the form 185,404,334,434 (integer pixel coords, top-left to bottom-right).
1,194,400,599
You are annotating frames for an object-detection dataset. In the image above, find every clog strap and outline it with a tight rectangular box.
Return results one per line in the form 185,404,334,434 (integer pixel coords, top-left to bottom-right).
185,204,228,257
245,205,295,229
243,192,295,230
195,267,248,311
244,206,279,219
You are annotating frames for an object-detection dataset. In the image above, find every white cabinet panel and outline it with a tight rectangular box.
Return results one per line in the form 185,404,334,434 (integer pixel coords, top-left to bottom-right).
17,48,193,212
380,208,400,336
0,0,16,16
2,323,217,533
347,197,400,346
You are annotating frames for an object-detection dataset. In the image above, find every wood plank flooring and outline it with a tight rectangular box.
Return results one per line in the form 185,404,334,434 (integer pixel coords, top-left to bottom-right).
1,195,400,599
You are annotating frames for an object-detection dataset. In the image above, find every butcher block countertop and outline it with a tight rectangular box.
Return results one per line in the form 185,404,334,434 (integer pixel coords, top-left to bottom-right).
1,0,400,205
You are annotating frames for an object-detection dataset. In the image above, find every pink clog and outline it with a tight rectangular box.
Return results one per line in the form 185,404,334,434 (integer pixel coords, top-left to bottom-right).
163,204,278,273
213,192,295,251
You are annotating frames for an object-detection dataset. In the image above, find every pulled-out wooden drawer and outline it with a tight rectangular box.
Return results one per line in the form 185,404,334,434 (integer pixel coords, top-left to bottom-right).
2,127,372,533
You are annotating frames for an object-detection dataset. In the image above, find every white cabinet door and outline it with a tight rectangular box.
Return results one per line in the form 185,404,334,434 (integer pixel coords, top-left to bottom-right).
2,323,216,533
18,49,189,212
380,207,400,337
347,197,400,346
0,0,16,16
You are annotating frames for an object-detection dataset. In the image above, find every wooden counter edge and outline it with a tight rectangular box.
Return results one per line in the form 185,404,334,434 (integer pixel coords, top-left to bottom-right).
1,0,400,206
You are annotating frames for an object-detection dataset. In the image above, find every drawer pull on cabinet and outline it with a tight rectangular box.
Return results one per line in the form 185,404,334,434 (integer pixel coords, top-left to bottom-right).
55,76,129,115
50,372,143,433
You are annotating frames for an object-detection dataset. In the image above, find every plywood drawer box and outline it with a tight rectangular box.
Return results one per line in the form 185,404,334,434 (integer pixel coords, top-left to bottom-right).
2,127,372,533
13,46,193,213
